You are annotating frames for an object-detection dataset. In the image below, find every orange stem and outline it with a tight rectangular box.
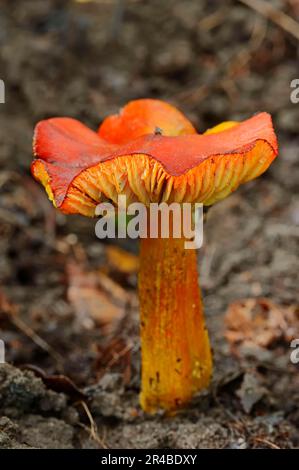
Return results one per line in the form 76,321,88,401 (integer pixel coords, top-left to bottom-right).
139,235,212,414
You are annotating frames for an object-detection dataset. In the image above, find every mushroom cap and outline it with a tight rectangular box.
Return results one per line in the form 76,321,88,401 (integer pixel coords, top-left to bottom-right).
31,99,278,216
98,99,196,144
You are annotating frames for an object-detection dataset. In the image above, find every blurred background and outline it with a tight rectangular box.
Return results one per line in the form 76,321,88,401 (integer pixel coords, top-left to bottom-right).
0,0,298,449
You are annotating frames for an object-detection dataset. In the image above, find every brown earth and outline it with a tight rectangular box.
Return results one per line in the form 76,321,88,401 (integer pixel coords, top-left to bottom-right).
0,0,298,448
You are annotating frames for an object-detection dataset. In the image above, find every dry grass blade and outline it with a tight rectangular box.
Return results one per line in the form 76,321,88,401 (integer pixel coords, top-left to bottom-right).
0,291,64,369
10,315,65,367
78,400,108,449
254,437,280,449
238,0,299,41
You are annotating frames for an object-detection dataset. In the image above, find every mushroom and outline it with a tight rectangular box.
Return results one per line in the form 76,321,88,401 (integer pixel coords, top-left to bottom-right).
31,99,278,413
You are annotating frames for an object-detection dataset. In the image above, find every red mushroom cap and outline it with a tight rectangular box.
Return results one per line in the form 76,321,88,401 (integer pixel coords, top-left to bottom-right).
31,99,278,216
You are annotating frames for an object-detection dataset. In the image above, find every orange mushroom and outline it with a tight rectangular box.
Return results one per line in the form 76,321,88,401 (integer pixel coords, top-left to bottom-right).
31,99,278,414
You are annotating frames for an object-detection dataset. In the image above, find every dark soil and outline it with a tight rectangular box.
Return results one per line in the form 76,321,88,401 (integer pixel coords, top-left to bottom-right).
0,0,298,448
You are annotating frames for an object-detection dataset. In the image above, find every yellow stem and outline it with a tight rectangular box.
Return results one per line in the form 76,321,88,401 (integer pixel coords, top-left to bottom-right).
139,235,212,414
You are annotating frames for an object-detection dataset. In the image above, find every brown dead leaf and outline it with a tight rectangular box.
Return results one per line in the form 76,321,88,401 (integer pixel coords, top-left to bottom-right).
67,261,130,334
22,364,86,402
225,298,299,356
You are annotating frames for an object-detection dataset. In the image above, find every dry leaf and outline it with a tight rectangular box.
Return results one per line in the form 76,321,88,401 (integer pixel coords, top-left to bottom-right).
23,364,86,401
67,261,129,334
236,371,266,414
106,245,139,274
225,298,299,355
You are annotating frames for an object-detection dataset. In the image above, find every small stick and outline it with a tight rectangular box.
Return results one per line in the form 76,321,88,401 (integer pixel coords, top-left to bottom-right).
0,292,64,368
10,314,65,369
238,0,299,42
254,437,280,449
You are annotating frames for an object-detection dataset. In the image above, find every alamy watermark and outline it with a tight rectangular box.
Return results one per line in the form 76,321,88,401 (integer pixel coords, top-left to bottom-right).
0,79,5,104
95,197,204,249
290,79,299,104
0,339,5,363
95,196,204,249
290,339,299,364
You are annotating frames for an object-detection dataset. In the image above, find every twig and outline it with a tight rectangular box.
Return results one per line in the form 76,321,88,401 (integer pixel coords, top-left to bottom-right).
238,0,299,41
175,9,267,107
0,291,64,369
198,8,228,31
104,341,133,372
10,315,65,369
254,437,280,449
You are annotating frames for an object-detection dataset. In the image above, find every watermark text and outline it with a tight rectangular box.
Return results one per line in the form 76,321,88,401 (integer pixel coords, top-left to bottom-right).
95,196,204,249
0,339,5,363
0,79,5,104
290,339,299,364
290,79,299,104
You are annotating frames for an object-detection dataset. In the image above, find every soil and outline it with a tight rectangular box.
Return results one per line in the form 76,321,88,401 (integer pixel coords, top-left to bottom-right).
0,0,298,449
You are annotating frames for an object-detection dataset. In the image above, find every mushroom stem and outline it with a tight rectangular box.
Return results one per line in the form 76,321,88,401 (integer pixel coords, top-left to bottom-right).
139,234,212,414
